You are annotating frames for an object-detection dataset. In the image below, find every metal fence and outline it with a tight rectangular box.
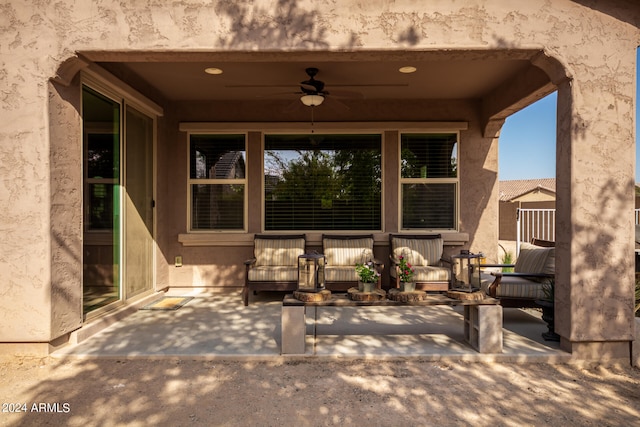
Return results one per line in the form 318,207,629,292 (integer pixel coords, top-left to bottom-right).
516,208,556,255
516,208,640,255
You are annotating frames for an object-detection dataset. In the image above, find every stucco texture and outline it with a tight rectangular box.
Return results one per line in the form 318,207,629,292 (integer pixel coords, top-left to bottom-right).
1,0,639,361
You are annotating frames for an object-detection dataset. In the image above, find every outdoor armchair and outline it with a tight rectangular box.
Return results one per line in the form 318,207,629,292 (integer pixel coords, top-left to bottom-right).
243,234,306,306
322,234,382,291
482,238,555,307
388,234,450,291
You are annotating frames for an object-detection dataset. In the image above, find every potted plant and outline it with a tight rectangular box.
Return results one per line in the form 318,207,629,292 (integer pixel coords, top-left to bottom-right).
397,255,416,292
355,261,380,292
536,278,560,341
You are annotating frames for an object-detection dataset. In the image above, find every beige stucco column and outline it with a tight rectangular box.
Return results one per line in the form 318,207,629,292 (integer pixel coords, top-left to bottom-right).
554,63,636,361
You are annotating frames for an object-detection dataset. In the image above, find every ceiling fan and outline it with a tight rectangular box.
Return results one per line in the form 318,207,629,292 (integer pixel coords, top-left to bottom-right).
298,67,332,106
227,67,365,108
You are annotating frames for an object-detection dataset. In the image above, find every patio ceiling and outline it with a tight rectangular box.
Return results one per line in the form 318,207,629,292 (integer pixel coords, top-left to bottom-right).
85,50,552,98
78,50,559,134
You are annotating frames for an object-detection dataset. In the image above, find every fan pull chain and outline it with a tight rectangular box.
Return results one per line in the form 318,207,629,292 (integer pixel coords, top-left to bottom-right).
310,105,315,133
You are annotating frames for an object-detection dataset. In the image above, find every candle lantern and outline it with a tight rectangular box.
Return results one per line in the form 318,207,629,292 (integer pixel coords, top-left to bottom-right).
451,250,482,292
297,253,326,292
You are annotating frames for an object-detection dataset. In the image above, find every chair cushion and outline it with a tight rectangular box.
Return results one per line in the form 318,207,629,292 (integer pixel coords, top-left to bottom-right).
541,248,555,276
481,275,546,299
390,265,450,282
248,266,299,282
514,243,553,275
323,237,374,266
324,266,359,282
391,236,443,266
254,238,305,267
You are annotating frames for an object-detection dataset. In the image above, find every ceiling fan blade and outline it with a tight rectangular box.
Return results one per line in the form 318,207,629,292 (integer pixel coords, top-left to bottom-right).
327,89,364,99
323,96,350,112
331,83,409,87
283,98,304,112
300,83,318,92
225,84,297,88
256,91,302,99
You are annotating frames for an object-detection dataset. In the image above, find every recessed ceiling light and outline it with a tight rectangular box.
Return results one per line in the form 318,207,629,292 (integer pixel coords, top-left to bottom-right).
204,67,223,75
399,66,417,74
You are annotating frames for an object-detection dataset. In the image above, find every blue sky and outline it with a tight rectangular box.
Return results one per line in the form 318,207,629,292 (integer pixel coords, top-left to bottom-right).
498,50,639,182
498,92,558,181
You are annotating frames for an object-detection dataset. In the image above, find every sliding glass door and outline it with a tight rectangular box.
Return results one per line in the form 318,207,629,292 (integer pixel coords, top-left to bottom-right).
124,105,154,299
82,85,155,315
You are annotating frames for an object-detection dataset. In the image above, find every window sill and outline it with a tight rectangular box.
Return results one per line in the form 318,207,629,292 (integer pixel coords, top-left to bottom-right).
178,232,469,247
178,233,255,247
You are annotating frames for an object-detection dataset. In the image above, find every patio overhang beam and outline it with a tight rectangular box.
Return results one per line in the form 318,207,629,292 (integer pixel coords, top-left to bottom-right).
480,51,571,138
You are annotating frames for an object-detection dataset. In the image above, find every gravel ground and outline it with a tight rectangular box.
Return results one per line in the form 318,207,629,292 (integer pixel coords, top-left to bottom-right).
1,356,640,426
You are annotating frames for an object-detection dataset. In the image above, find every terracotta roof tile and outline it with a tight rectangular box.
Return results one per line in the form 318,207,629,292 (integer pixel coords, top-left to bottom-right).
499,178,556,202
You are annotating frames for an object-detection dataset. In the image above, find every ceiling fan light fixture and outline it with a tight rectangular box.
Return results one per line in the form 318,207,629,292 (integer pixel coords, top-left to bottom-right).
300,94,324,107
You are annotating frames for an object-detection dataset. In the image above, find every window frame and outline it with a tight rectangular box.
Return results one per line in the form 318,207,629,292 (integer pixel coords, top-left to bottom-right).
187,132,248,233
83,123,120,233
399,131,460,232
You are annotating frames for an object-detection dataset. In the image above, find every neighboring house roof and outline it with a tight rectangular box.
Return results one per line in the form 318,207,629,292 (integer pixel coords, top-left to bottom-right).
499,178,556,202
212,151,244,179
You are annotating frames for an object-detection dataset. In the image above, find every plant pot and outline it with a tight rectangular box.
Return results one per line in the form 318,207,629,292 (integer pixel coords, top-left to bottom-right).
535,299,560,342
400,281,416,292
361,281,376,293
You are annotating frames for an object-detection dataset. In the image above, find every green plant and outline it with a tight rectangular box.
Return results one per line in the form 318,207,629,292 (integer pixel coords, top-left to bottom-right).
397,255,415,282
355,261,380,283
501,251,514,273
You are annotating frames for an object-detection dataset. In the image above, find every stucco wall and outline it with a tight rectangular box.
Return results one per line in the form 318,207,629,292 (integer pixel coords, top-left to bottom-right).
0,0,639,360
159,99,492,288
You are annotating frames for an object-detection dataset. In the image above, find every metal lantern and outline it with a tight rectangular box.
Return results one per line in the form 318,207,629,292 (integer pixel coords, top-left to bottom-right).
297,253,326,292
451,251,482,292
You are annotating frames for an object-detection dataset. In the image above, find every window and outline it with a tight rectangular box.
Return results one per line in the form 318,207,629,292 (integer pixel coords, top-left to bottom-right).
264,134,382,230
189,134,246,231
400,133,458,230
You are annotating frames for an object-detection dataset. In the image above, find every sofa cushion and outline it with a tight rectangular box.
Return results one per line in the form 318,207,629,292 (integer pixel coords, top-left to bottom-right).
248,266,299,282
324,266,359,283
514,243,552,275
254,238,305,267
391,236,443,266
323,237,374,266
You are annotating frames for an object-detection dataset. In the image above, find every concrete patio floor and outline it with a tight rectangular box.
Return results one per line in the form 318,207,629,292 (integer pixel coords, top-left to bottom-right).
53,288,570,362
